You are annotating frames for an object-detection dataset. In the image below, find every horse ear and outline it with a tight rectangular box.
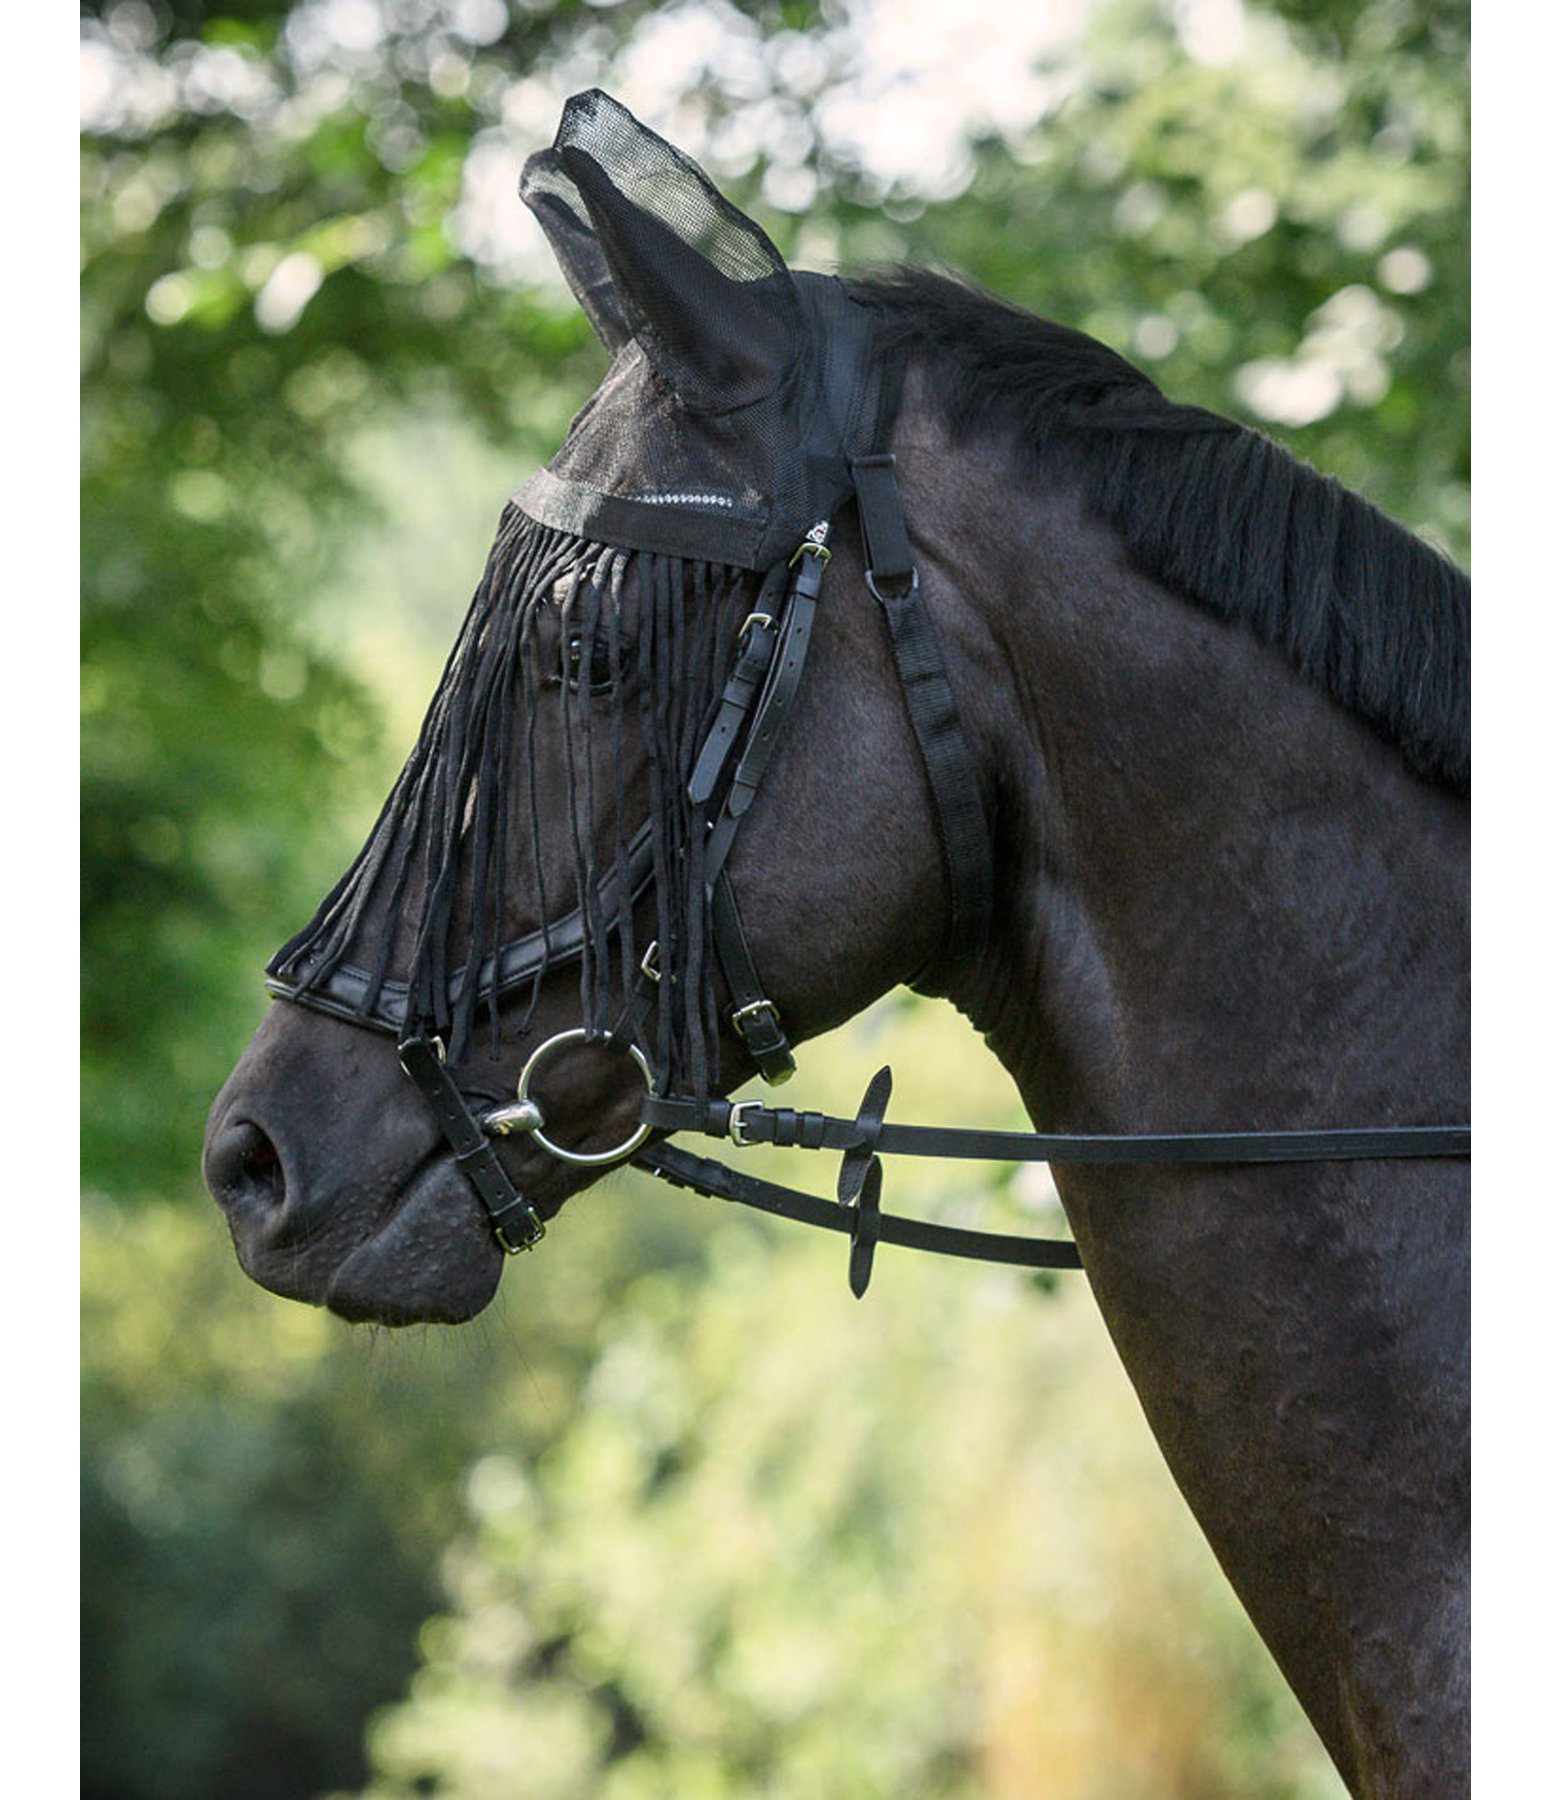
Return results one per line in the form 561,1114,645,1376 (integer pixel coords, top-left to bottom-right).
520,152,633,356
522,90,801,413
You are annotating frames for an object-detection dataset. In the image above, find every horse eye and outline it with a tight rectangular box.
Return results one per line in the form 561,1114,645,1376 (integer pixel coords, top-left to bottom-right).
557,633,622,696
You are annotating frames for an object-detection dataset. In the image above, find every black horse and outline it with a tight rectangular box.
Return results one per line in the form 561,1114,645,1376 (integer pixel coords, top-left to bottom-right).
204,94,1468,1797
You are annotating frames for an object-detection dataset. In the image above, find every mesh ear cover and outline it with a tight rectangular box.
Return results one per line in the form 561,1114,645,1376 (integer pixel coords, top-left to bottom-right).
521,89,800,410
514,89,880,570
519,158,632,355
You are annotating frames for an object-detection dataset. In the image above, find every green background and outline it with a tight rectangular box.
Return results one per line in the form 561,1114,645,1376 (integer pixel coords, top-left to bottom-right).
81,2,1467,1795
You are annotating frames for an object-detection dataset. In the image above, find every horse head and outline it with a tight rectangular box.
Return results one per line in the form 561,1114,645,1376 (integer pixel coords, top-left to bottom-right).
203,91,962,1324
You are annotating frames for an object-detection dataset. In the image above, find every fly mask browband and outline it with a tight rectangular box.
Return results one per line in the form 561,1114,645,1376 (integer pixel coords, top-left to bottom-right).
263,92,1469,1300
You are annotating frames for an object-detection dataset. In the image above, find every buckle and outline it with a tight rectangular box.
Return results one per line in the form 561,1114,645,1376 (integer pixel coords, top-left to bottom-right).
730,997,780,1040
728,1101,761,1147
864,566,919,603
491,1203,546,1255
398,1033,446,1075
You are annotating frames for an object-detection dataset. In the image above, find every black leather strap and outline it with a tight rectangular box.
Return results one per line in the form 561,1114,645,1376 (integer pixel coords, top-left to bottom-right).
398,1038,547,1251
704,536,828,889
634,1139,1084,1272
693,534,832,1089
687,562,787,806
709,873,795,1082
640,1087,1471,1165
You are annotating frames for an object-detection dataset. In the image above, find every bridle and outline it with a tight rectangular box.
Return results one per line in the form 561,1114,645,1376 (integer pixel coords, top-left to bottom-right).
267,446,1470,1299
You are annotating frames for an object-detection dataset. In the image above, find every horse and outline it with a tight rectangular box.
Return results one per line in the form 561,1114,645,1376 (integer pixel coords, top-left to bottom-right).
203,92,1468,1797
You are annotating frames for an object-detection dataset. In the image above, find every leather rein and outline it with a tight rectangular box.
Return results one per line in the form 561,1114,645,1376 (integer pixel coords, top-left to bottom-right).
272,453,1470,1298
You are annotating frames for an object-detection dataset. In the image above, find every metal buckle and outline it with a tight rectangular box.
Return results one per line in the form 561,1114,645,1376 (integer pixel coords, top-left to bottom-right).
737,610,774,640
789,519,831,566
492,1206,546,1255
728,1101,760,1148
864,566,919,602
639,940,662,984
730,998,780,1040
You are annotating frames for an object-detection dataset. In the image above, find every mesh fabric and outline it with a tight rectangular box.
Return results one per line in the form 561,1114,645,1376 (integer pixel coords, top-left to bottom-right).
516,89,879,569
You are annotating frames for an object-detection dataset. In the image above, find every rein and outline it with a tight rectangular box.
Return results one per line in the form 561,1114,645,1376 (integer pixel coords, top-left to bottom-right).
378,450,1469,1297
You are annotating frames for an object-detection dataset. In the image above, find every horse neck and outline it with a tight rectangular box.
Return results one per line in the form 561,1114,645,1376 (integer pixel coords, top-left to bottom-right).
893,399,1470,1793
895,417,1469,1136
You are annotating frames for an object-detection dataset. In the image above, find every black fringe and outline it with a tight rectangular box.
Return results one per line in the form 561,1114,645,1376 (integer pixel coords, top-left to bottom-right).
272,505,751,1093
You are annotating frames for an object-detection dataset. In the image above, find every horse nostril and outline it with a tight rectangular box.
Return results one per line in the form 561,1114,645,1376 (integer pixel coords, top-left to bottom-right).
206,1118,287,1215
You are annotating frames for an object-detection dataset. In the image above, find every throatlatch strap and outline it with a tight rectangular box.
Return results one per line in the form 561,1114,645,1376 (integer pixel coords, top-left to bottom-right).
851,454,995,983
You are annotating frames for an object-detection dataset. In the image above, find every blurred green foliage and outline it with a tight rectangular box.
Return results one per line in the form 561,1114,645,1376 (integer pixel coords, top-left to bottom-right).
81,0,1465,1796
81,1155,722,1800
902,0,1469,544
83,1004,1345,1800
359,1235,1336,1800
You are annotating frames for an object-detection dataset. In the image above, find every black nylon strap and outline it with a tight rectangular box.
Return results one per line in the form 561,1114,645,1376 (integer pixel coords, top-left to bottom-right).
850,455,995,981
851,453,916,584
633,1140,1084,1271
639,1091,1471,1165
398,1039,547,1251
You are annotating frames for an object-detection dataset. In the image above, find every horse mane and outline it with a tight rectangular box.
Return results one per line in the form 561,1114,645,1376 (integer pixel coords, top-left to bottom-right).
850,267,1470,790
